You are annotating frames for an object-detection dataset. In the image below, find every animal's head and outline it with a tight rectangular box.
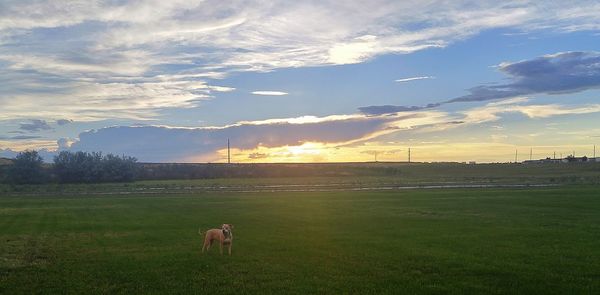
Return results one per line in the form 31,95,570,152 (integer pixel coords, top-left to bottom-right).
221,224,233,233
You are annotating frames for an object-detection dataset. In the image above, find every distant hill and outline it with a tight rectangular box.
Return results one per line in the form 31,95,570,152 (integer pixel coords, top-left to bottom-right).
0,157,14,165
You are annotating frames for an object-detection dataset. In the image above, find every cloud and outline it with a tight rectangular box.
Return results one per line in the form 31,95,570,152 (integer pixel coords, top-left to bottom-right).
0,135,42,140
208,86,236,92
1,2,600,122
486,97,530,106
56,119,73,126
328,35,379,64
462,101,600,124
9,135,42,140
0,77,226,121
359,51,600,115
251,91,289,96
57,138,76,150
248,152,269,159
3,98,598,163
19,119,52,132
395,76,434,83
359,103,441,116
448,51,600,103
68,111,449,162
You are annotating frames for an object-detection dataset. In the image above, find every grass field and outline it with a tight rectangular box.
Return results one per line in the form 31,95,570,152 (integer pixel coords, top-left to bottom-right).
3,162,600,195
1,185,600,294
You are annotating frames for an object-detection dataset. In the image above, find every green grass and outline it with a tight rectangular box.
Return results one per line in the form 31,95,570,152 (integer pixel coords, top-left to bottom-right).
1,186,600,294
3,162,600,195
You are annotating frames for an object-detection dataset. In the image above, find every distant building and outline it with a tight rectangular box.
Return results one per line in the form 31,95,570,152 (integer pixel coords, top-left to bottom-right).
523,157,561,164
561,155,589,163
522,156,600,164
468,161,476,165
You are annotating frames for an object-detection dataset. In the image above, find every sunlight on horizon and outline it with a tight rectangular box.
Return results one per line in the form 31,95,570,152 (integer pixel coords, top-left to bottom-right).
206,142,599,164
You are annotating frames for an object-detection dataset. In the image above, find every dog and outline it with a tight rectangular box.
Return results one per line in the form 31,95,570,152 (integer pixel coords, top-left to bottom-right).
200,224,234,255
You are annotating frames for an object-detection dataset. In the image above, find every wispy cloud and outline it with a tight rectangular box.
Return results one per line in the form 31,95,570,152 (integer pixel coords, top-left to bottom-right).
251,91,289,96
359,104,441,116
462,102,600,124
0,78,226,121
1,2,599,122
0,135,41,140
395,76,434,83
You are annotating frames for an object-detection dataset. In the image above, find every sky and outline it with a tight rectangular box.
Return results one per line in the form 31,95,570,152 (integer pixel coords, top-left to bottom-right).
1,0,600,163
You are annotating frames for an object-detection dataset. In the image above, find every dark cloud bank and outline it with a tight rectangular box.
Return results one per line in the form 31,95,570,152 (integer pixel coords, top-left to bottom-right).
2,114,427,162
360,51,600,115
69,116,402,162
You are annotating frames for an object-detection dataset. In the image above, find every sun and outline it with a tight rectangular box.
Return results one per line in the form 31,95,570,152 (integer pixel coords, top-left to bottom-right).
286,142,323,156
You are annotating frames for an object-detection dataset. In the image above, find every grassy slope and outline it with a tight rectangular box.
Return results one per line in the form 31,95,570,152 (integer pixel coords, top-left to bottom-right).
1,186,599,294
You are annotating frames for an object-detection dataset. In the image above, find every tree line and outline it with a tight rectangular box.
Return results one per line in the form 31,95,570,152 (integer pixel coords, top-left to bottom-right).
1,150,138,184
1,150,403,184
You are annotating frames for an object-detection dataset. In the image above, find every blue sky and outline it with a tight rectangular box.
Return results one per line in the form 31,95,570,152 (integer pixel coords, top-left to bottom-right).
1,1,600,162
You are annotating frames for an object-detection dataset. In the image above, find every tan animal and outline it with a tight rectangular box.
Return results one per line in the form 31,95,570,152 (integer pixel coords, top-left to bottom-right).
200,224,234,255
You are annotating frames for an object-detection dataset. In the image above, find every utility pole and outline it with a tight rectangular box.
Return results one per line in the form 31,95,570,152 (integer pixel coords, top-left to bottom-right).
553,151,556,160
227,139,230,164
408,148,411,163
515,149,518,163
530,148,532,161
594,145,596,158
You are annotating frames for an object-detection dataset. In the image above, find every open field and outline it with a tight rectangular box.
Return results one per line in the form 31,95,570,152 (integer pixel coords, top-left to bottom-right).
1,185,599,294
2,162,600,195
0,162,600,194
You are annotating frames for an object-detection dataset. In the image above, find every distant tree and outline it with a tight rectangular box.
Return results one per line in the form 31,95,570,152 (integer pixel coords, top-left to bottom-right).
7,150,45,184
100,153,137,182
54,151,86,183
53,151,137,183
